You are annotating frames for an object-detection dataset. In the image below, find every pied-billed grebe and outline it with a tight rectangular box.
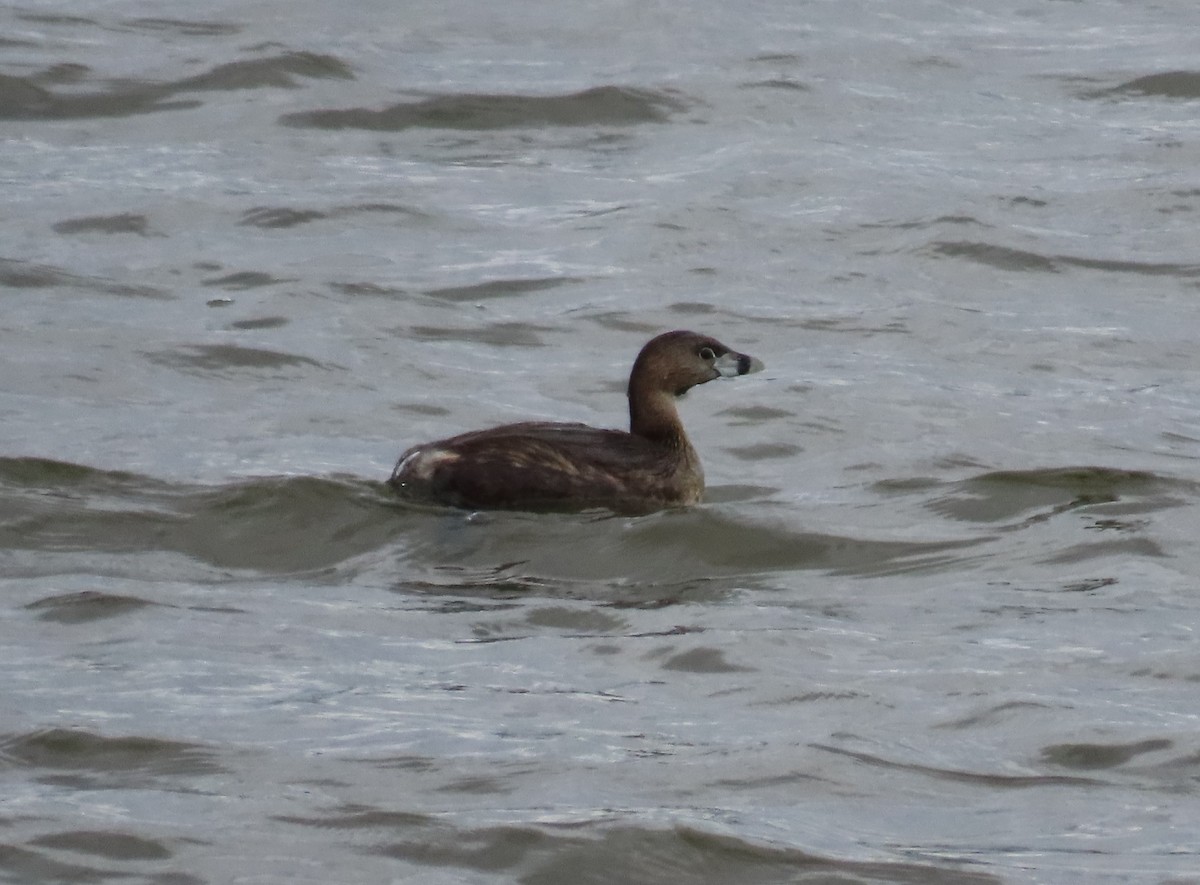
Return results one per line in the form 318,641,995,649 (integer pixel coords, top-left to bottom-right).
389,330,764,513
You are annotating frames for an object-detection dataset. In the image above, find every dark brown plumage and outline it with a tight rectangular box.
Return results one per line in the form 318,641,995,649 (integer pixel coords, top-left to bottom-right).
388,330,764,514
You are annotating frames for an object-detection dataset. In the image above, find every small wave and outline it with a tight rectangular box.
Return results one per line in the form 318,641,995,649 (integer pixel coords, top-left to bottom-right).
172,52,353,92
389,503,988,604
200,270,295,289
238,207,329,229
917,466,1185,527
423,277,585,302
277,810,999,884
1042,739,1173,771
278,85,688,131
51,213,151,236
25,590,159,624
226,316,289,331
0,257,168,298
928,240,1200,277
29,830,172,861
927,241,1060,273
812,742,1102,789
0,727,221,778
145,343,330,374
724,442,802,461
0,51,350,122
739,78,810,92
120,17,241,37
0,457,401,576
406,322,554,347
239,202,431,230
1086,70,1200,100
0,71,198,120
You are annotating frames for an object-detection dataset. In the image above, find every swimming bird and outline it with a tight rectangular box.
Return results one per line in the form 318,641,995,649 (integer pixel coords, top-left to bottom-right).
389,330,764,513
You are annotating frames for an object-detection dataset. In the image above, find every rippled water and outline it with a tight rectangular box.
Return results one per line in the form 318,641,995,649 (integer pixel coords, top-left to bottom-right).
4,1,1200,882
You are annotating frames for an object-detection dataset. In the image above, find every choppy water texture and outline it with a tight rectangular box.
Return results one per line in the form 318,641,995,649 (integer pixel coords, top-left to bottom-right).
3,2,1200,883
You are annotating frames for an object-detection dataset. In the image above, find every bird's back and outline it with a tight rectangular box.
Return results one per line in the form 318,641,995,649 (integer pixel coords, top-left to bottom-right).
389,421,701,513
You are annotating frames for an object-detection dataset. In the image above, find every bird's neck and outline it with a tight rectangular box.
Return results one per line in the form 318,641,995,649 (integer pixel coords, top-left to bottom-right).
628,383,689,450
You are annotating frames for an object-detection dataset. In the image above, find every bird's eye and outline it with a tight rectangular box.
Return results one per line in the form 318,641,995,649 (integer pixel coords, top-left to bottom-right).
699,346,716,361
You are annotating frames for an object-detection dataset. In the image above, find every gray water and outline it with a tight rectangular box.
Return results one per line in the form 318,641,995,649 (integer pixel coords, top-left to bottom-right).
3,1,1200,882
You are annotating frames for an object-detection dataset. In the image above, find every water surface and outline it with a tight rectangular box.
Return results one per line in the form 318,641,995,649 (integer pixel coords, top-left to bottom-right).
3,1,1200,882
